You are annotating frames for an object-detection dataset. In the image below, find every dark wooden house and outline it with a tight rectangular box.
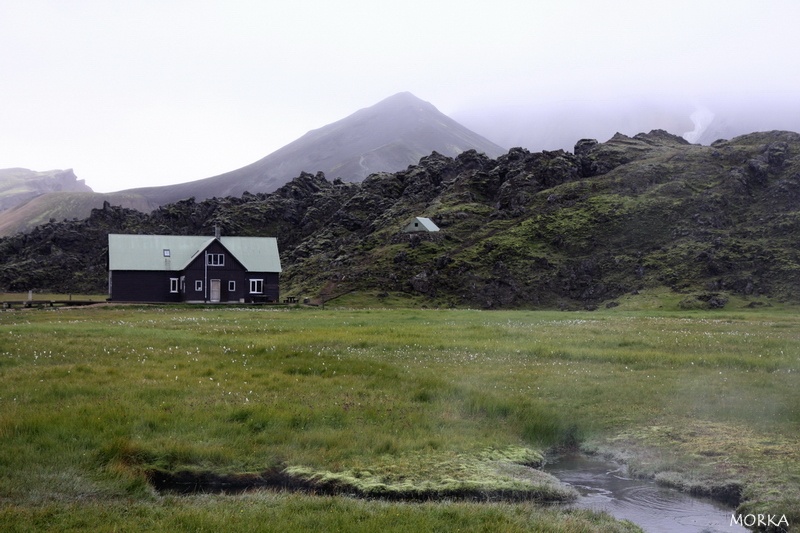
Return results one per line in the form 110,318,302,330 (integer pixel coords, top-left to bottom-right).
108,234,281,303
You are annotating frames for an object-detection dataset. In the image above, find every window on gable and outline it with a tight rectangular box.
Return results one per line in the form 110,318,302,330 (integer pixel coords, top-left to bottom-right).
249,279,263,294
170,278,179,293
207,253,224,266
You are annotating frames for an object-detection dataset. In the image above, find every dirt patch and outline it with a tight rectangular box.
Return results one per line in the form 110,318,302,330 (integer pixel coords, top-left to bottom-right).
148,467,307,495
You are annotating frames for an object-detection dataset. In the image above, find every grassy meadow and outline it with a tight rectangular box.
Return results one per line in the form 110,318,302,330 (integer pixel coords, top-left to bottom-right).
1,299,799,531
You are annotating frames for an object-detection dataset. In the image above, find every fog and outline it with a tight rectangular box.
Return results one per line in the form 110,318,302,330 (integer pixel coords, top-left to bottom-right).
1,0,799,192
453,94,800,152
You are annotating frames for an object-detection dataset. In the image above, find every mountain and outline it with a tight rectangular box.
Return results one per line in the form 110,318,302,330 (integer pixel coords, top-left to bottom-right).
0,169,154,235
121,92,507,205
0,168,92,211
0,93,505,235
2,129,799,309
0,191,158,236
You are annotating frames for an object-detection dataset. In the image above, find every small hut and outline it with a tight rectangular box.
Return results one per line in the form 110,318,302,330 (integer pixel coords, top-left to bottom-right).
403,217,440,233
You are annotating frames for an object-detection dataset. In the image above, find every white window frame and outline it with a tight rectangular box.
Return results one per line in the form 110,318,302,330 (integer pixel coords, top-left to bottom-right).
206,253,224,266
195,280,203,292
170,278,179,293
228,280,236,292
249,279,263,294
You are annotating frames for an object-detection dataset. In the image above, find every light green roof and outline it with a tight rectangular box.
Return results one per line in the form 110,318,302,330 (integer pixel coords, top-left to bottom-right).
220,236,282,272
403,217,440,232
108,234,281,272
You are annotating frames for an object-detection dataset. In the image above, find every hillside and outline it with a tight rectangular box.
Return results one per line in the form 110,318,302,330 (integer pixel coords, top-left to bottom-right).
0,168,92,211
0,191,158,236
120,92,506,206
1,130,799,308
277,130,800,307
0,168,157,236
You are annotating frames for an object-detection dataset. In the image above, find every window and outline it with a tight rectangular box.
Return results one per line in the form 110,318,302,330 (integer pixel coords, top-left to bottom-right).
195,280,203,292
170,278,179,293
249,279,263,294
163,249,171,257
228,281,236,292
207,253,224,266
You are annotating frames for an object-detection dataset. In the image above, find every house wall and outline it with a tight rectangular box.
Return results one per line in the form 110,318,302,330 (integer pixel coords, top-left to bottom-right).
183,240,244,302
182,241,280,303
252,272,280,302
109,271,183,302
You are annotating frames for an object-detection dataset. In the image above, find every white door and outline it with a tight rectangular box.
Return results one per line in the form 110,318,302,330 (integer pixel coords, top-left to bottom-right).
210,279,221,302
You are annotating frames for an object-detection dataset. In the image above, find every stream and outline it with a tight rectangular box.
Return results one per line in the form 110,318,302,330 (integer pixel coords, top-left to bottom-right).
543,454,749,532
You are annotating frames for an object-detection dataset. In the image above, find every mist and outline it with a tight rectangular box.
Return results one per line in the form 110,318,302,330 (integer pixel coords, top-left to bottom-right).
451,94,800,153
2,1,800,192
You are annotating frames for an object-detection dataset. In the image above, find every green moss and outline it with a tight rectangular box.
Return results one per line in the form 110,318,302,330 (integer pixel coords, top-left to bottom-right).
284,444,569,501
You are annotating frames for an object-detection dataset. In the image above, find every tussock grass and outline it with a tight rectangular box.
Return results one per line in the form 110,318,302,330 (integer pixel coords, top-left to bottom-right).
2,305,799,530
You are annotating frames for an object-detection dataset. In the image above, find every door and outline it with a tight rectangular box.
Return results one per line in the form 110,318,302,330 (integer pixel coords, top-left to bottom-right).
210,279,221,303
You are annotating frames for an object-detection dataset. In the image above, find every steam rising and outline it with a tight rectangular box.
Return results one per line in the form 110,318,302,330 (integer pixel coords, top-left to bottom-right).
683,105,716,144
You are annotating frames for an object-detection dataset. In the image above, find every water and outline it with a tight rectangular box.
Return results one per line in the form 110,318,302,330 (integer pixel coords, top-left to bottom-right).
543,454,749,533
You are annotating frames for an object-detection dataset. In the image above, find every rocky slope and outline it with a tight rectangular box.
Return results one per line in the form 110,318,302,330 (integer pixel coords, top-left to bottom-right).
1,130,798,308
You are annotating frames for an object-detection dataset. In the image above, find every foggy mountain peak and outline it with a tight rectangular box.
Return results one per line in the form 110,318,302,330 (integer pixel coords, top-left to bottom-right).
120,92,506,206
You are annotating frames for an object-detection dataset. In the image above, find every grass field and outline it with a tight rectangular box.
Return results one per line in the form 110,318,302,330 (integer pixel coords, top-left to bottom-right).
1,301,798,531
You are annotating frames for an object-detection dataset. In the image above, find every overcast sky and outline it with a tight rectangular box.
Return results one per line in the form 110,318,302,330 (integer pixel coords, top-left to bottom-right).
2,1,799,193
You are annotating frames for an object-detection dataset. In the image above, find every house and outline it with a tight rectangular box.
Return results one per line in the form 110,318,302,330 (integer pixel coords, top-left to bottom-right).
107,234,281,303
402,217,440,233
